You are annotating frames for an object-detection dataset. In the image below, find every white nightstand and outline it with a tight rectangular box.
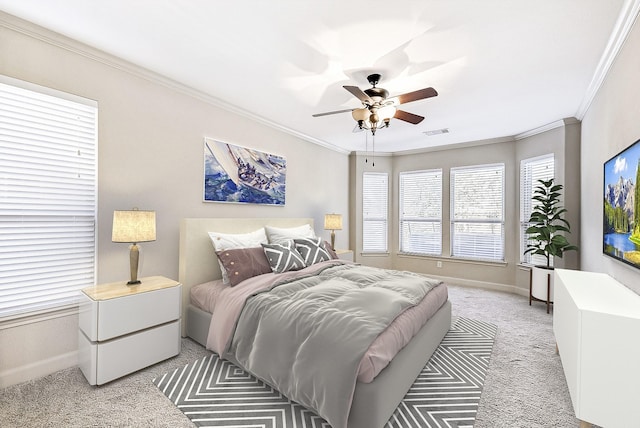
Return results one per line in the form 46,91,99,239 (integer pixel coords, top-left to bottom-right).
78,276,181,385
336,249,354,262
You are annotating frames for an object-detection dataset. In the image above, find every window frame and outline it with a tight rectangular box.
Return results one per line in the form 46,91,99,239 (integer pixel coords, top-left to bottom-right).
450,163,505,262
362,171,389,254
519,154,555,265
0,75,98,320
399,169,442,256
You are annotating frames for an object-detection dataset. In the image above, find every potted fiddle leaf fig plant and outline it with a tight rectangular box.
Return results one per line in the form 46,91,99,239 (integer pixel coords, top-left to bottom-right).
524,178,578,312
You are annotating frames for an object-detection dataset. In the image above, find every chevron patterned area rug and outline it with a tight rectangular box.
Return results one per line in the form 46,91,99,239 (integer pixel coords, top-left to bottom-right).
153,317,496,428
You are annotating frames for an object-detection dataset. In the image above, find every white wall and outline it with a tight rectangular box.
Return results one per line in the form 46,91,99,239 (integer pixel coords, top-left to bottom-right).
581,15,640,295
0,14,349,387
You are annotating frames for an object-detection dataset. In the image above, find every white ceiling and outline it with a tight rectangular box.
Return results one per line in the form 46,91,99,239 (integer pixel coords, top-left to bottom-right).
0,1,632,153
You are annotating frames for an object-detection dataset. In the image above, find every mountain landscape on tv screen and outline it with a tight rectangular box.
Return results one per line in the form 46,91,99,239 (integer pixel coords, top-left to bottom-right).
605,176,635,228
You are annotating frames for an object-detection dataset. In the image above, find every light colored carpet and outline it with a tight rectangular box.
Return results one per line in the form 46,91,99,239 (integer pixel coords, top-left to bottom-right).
0,284,580,427
448,285,579,428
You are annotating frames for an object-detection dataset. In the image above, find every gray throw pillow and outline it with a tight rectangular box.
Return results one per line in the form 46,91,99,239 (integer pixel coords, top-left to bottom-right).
262,241,306,273
294,237,331,266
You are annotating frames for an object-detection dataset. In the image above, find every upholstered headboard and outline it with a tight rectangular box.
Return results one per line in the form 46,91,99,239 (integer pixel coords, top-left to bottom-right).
178,217,314,332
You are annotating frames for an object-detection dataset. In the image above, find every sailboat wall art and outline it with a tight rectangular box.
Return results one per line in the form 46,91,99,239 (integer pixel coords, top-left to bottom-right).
603,138,640,270
203,138,286,205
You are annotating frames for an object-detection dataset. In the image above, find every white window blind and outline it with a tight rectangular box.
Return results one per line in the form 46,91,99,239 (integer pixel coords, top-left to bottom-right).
0,76,97,319
399,169,442,255
362,172,388,253
450,163,504,261
520,154,554,265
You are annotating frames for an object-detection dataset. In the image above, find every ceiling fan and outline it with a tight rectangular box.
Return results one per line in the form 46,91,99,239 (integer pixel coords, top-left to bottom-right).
312,73,438,135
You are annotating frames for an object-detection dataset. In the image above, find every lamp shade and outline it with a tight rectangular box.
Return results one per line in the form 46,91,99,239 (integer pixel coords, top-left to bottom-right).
324,214,343,231
112,210,156,243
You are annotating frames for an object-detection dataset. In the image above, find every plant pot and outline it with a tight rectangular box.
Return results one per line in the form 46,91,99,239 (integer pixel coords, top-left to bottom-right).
530,266,554,313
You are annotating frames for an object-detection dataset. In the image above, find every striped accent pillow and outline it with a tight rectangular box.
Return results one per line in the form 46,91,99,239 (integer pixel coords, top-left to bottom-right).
262,241,306,273
294,237,331,266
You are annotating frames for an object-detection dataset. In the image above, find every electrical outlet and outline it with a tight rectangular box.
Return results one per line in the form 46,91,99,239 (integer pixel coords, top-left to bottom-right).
436,261,443,268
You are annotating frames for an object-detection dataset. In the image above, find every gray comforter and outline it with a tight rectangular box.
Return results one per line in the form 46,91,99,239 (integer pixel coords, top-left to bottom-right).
226,263,440,428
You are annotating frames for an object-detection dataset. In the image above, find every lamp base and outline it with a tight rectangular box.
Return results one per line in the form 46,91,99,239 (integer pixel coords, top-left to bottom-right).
330,230,336,251
128,243,141,286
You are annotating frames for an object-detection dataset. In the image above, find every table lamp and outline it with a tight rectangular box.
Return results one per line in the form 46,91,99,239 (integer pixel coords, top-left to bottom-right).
324,213,343,251
112,209,156,285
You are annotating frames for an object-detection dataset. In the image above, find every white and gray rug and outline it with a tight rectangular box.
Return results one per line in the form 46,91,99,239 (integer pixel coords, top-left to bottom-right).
153,317,496,428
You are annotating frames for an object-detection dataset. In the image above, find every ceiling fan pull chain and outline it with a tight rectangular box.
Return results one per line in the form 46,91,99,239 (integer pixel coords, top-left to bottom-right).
365,131,368,164
372,134,376,167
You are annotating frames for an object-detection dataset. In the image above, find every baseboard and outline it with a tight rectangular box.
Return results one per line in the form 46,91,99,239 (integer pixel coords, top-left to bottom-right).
0,350,78,388
425,274,529,297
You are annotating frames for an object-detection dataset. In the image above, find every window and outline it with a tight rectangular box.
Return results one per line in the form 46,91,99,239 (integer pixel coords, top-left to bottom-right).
399,169,442,255
450,163,505,261
362,172,388,253
0,76,97,319
520,154,554,265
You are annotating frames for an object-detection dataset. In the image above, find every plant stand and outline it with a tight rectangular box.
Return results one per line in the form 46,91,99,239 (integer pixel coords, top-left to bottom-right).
529,266,553,314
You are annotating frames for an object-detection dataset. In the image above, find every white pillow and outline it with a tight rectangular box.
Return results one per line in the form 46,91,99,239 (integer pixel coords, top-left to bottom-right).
208,228,268,284
265,224,316,244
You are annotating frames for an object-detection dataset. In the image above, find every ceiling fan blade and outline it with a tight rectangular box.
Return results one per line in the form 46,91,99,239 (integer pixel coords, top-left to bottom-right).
312,108,353,117
394,109,425,124
396,87,438,105
343,85,373,105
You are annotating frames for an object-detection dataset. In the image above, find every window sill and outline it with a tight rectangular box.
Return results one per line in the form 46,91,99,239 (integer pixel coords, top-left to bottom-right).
360,252,390,257
397,252,508,267
0,304,79,331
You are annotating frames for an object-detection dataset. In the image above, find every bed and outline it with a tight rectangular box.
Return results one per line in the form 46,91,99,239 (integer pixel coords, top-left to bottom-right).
178,217,451,428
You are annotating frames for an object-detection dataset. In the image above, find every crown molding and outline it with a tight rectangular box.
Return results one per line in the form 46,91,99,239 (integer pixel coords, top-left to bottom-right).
575,0,640,119
514,119,565,140
514,117,580,141
0,12,350,155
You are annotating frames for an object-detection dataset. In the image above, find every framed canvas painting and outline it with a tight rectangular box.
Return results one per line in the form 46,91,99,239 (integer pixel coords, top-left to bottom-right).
203,138,286,205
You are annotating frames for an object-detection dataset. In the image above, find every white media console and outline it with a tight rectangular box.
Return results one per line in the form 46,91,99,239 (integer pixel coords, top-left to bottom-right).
553,268,640,428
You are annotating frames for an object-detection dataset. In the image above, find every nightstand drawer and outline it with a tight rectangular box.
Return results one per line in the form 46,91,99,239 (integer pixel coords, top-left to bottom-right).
94,320,180,385
96,285,181,341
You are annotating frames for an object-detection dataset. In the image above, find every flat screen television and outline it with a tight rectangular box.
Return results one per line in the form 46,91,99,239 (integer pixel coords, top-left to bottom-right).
603,138,640,269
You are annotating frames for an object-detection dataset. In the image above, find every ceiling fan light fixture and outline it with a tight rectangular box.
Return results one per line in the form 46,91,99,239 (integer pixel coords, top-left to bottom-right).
352,108,369,122
378,105,396,121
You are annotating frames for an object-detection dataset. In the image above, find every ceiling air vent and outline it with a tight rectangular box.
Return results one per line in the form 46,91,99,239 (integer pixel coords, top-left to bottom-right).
423,128,450,136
